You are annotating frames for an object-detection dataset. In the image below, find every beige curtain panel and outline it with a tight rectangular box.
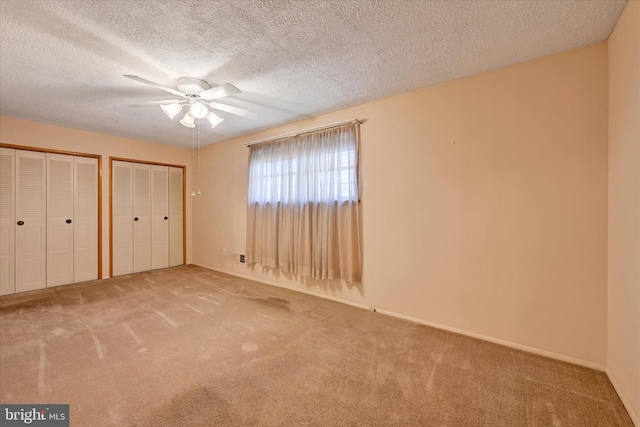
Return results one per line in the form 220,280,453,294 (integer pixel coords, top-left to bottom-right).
246,124,362,282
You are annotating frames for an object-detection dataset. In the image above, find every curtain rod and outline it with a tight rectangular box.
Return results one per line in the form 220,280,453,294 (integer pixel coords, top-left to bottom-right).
244,118,364,147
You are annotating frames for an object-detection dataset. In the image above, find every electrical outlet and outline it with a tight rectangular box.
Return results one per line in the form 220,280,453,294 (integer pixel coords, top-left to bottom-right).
223,249,227,257
240,254,245,263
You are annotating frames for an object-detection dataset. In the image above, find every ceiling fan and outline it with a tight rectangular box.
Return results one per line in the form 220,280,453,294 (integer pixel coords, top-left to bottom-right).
125,75,255,128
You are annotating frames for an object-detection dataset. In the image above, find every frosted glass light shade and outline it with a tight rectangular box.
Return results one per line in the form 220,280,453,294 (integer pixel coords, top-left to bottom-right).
160,103,183,119
180,112,196,128
189,102,209,119
206,112,224,128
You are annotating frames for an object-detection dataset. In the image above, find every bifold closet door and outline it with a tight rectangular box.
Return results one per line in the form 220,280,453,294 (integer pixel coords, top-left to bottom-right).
112,161,133,276
47,153,74,287
0,148,16,295
74,156,98,282
112,161,183,276
15,150,47,293
133,163,152,273
151,165,169,269
169,167,183,267
2,150,98,293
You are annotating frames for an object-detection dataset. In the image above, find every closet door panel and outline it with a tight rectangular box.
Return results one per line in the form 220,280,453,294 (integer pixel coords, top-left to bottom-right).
169,167,183,267
74,156,98,282
0,148,16,295
133,163,151,273
112,161,133,276
151,165,169,269
47,153,74,287
15,150,46,293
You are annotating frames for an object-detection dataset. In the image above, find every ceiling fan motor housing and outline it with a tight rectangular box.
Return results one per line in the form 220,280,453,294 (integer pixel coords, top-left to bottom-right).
177,77,211,95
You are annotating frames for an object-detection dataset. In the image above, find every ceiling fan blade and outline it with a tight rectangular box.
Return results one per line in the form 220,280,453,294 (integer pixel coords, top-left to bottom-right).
199,83,241,100
128,99,187,107
208,102,256,119
124,75,186,98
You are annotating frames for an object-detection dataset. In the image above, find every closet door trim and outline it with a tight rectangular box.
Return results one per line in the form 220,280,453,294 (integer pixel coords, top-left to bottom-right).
109,157,186,277
0,143,102,280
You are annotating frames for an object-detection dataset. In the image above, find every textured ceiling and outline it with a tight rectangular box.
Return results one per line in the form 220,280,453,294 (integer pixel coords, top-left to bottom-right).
0,0,628,148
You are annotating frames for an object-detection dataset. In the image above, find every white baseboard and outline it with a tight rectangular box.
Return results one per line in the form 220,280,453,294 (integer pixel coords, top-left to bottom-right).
607,368,639,426
190,262,369,311
191,263,606,372
373,308,606,371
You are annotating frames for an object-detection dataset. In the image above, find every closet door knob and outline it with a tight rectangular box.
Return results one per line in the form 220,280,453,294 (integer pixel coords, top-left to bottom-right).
134,217,139,221
66,219,72,224
17,221,24,226
164,216,168,220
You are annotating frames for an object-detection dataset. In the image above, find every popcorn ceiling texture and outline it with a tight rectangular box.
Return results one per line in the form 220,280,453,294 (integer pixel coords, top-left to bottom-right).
0,0,628,148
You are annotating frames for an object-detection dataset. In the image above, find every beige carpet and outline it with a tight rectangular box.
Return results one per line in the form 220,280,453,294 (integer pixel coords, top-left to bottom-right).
0,265,633,426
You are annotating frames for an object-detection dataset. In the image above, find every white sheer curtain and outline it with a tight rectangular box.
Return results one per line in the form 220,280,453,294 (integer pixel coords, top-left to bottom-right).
246,124,361,282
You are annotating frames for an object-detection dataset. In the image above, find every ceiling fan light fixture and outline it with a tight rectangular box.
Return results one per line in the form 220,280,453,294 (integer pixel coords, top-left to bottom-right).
180,111,196,128
189,102,209,119
206,112,224,129
160,103,183,119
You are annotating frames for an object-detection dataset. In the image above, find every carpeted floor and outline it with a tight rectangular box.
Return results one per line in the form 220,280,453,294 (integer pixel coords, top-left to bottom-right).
0,265,633,426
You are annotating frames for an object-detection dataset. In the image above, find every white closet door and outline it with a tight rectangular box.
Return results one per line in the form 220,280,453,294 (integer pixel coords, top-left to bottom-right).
112,161,133,276
15,150,47,293
46,153,74,287
133,163,151,273
151,165,169,269
0,148,16,295
169,167,184,267
74,156,98,282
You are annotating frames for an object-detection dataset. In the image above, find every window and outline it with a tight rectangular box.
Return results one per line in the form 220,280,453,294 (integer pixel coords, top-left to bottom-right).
246,123,362,283
248,127,358,205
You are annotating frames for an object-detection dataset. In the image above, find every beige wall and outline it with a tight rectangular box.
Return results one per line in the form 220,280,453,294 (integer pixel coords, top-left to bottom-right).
1,21,630,410
0,117,193,277
608,1,640,424
193,42,609,367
